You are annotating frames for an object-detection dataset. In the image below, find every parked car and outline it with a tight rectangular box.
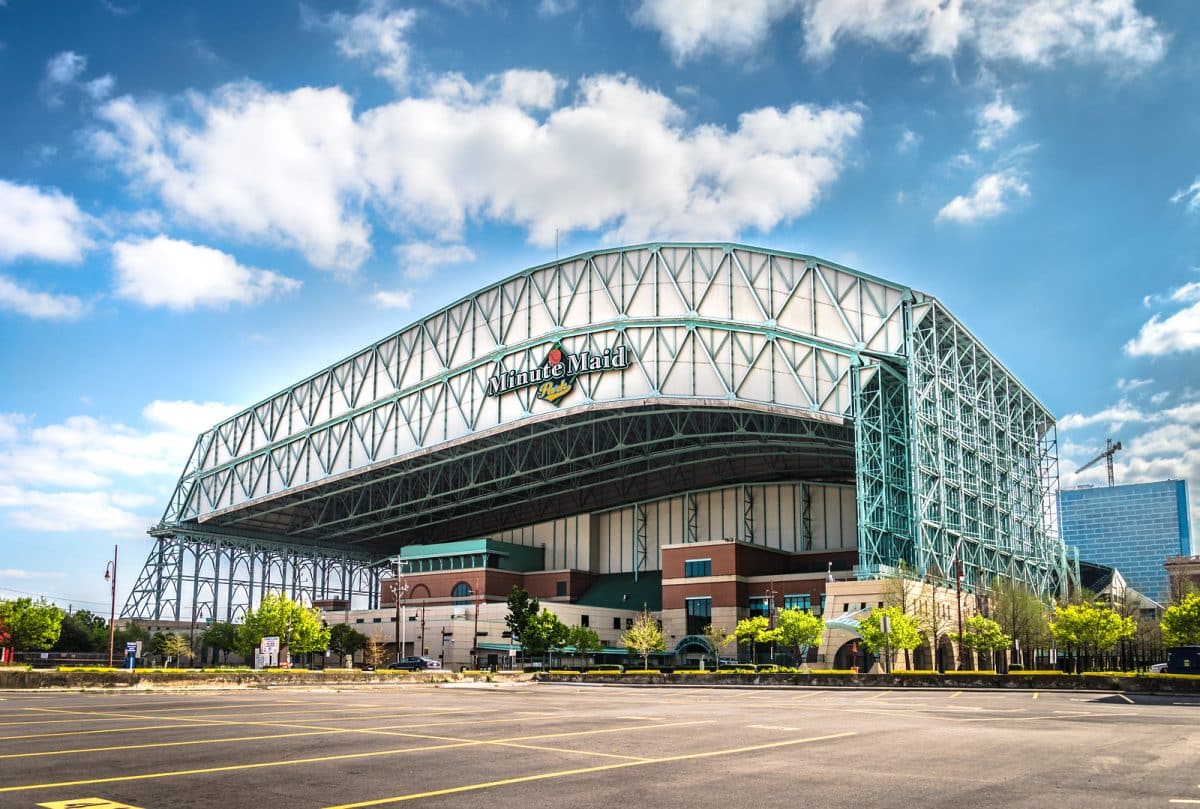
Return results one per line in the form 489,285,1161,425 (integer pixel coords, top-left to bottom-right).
1149,662,1168,673
388,656,442,671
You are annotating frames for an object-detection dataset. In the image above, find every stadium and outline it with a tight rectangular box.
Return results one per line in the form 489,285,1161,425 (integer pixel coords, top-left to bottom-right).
123,243,1067,669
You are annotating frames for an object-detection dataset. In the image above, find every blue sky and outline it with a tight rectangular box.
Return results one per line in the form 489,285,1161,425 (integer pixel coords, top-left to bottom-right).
0,0,1197,613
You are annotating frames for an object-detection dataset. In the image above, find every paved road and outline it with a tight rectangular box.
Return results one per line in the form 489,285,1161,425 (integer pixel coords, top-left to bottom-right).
0,684,1196,808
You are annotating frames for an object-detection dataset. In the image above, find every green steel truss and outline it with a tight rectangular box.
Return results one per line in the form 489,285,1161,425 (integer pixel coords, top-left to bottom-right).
854,299,1064,596
125,244,1065,619
122,527,380,623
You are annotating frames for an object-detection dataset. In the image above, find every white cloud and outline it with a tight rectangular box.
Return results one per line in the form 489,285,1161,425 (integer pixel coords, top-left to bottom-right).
430,69,564,112
632,0,797,64
0,568,66,580
0,486,152,533
142,399,238,435
92,85,369,271
112,236,300,310
324,0,418,88
976,94,1021,150
0,275,86,320
396,242,475,280
935,169,1029,223
92,75,862,260
1171,178,1200,212
1126,277,1200,357
0,400,234,535
1058,400,1147,432
1125,300,1200,357
897,127,921,154
84,74,116,101
372,289,415,309
632,0,1166,69
1116,377,1154,391
0,180,94,264
359,75,863,246
538,0,577,16
41,51,87,106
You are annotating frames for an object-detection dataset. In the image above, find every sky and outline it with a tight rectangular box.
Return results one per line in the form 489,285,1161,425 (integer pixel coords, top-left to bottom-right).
0,0,1197,615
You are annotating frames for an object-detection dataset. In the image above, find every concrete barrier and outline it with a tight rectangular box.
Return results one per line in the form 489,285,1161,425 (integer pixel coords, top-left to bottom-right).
538,671,1200,693
0,668,532,689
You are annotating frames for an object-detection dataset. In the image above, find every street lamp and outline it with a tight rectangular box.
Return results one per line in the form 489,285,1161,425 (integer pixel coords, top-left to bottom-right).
949,537,967,671
392,560,409,664
103,545,117,668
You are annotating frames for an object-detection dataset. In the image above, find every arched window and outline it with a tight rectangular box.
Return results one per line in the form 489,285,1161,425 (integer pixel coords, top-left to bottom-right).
451,581,473,605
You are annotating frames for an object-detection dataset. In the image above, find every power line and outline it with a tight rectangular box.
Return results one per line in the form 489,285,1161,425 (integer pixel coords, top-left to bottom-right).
0,585,110,608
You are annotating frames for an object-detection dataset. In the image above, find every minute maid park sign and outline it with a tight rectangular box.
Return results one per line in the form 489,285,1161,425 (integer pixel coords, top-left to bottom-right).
485,343,630,405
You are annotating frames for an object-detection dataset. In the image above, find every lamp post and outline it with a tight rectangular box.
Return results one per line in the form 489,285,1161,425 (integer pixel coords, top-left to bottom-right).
103,545,117,668
393,560,409,664
949,537,966,671
765,583,779,666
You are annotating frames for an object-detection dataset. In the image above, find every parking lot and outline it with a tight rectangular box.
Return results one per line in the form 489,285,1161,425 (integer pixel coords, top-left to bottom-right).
0,683,1197,808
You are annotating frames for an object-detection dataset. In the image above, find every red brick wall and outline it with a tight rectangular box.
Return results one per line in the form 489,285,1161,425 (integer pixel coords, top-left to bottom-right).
381,568,595,606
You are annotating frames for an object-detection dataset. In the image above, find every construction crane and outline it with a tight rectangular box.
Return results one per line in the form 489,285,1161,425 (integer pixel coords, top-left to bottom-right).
1075,438,1123,487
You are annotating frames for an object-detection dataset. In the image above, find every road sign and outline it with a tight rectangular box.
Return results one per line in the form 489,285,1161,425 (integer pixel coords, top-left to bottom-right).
125,642,138,654
261,636,279,654
880,614,892,635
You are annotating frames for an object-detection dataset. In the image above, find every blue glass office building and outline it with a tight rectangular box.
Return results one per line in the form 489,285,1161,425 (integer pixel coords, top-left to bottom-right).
1058,480,1193,605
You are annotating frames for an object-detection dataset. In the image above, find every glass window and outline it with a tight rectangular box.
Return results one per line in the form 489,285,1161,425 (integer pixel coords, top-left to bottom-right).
556,580,567,596
784,594,811,612
581,615,589,627
749,597,770,618
613,617,621,630
451,581,473,605
684,559,712,577
686,597,712,636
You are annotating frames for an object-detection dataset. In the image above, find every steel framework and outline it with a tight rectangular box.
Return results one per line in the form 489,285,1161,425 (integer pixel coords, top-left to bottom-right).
124,243,1065,620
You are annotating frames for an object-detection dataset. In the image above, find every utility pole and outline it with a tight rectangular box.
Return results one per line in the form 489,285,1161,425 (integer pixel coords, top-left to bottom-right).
393,560,408,664
950,537,966,671
103,545,117,668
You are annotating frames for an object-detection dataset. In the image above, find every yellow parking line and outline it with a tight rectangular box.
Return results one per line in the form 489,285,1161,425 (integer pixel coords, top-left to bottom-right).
0,741,480,793
948,691,962,699
1117,693,1134,704
0,721,234,742
0,729,348,759
868,691,892,700
322,732,858,808
0,713,569,756
1032,692,1039,700
0,719,713,793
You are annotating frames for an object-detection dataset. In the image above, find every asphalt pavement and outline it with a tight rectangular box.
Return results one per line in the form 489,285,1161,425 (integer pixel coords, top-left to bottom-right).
0,683,1196,808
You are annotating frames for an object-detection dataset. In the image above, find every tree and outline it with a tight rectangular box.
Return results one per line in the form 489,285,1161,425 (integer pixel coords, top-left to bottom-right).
1050,601,1136,672
329,623,370,666
505,585,539,655
622,611,665,669
916,580,954,672
566,625,602,667
54,610,108,652
1162,592,1200,647
521,609,568,664
0,598,64,652
774,608,825,666
990,577,1051,669
883,561,921,669
201,621,239,665
362,637,385,669
857,606,921,671
734,616,774,664
701,624,735,671
158,633,195,667
235,593,331,660
955,615,1012,671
